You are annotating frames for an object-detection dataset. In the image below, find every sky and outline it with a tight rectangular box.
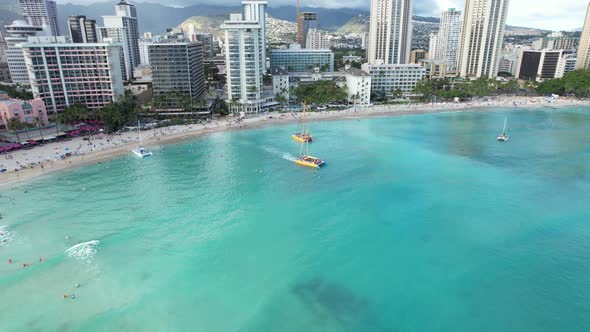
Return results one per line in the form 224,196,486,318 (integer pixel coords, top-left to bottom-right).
56,0,588,31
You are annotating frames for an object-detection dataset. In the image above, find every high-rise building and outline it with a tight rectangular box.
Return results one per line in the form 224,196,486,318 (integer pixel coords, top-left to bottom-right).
195,33,215,58
577,2,590,70
4,20,44,85
222,14,265,113
458,0,510,78
410,49,428,64
68,16,98,43
22,36,124,113
362,63,425,97
270,44,334,72
0,32,7,63
19,0,60,36
306,29,329,49
149,32,206,108
367,0,413,65
297,12,318,48
138,38,151,65
436,8,462,70
516,49,564,81
242,1,267,69
99,0,140,79
429,32,439,59
536,32,578,51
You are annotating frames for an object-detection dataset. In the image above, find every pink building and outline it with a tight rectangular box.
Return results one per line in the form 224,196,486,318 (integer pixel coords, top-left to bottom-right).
0,91,48,129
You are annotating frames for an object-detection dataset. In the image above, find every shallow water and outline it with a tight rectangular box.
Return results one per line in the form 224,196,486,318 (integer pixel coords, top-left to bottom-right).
2,107,590,331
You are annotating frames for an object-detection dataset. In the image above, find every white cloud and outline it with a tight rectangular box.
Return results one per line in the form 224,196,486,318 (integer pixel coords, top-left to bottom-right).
435,0,587,30
57,0,588,30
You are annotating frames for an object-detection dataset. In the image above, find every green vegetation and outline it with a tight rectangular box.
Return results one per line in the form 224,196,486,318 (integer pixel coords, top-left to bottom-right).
536,70,590,98
99,91,139,133
61,103,94,123
293,80,348,105
211,96,229,116
0,84,34,100
413,77,521,101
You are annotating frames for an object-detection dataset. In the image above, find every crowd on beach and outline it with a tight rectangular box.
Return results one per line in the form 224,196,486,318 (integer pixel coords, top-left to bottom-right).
0,96,587,184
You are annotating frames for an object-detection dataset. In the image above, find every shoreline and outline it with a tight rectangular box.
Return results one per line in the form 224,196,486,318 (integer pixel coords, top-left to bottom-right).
1,96,588,186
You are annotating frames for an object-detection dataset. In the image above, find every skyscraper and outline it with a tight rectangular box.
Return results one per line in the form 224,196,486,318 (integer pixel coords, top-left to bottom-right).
4,20,44,85
297,12,317,48
367,0,413,65
436,8,462,70
149,31,205,108
457,0,510,78
242,1,267,69
99,0,140,79
22,36,124,113
222,1,267,114
19,0,60,36
577,3,590,70
429,32,439,59
68,16,98,43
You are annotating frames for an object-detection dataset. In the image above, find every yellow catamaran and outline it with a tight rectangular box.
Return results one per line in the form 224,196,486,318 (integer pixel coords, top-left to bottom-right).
294,119,325,169
292,104,313,143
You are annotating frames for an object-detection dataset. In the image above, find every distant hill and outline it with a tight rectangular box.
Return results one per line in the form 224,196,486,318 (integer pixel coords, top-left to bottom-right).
177,15,225,37
505,25,550,36
0,1,555,39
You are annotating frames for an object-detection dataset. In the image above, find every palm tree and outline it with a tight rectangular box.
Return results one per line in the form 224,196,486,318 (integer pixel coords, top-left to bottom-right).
34,116,44,141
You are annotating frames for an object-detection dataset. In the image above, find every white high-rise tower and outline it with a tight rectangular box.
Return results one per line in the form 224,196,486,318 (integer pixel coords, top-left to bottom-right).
222,1,267,114
19,0,60,36
437,8,462,70
99,0,140,80
457,0,510,78
367,0,413,65
576,2,590,70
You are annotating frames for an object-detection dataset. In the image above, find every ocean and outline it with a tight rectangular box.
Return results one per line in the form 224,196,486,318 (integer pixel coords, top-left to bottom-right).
1,107,590,331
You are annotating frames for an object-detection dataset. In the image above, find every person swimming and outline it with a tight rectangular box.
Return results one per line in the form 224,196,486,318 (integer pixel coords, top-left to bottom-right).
75,284,80,288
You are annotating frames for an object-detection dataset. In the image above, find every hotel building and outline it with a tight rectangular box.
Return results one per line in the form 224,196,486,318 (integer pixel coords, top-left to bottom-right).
22,37,124,113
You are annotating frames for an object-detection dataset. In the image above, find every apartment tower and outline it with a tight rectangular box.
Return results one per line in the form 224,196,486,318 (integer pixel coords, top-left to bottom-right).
367,0,413,65
19,0,60,36
457,0,510,78
577,2,590,70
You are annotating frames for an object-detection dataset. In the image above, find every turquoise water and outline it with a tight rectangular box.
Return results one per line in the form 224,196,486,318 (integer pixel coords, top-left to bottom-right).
2,107,590,331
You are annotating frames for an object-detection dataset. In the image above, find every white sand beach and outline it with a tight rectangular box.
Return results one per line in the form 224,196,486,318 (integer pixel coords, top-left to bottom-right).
0,96,587,185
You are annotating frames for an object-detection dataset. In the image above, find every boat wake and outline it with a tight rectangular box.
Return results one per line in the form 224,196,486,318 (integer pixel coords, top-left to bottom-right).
261,146,297,162
65,240,100,261
0,225,15,246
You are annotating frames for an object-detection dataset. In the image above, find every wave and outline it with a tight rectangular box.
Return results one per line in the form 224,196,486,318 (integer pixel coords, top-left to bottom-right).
0,225,15,246
262,145,297,162
65,240,100,261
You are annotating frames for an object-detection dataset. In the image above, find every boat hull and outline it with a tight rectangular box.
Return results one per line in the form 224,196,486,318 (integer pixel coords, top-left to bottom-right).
294,155,325,169
292,133,313,143
497,135,509,142
132,148,153,158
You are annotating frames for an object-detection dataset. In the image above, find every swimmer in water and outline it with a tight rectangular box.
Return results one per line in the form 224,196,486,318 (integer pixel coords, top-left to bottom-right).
65,236,70,240
71,294,75,299
8,259,12,264
75,284,80,288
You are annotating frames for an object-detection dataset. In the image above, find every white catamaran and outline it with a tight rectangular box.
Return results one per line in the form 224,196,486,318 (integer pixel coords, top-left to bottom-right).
132,120,153,157
497,115,509,142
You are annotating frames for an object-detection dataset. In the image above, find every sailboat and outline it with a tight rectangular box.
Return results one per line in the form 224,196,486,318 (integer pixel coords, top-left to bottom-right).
497,115,509,142
132,120,153,157
292,103,313,143
294,127,325,169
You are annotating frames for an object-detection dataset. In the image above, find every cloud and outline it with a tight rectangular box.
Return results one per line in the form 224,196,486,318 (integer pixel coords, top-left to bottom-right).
57,0,588,30
435,0,586,30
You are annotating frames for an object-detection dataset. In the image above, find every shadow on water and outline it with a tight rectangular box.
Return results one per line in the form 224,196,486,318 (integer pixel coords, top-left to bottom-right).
291,276,369,327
